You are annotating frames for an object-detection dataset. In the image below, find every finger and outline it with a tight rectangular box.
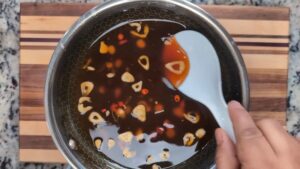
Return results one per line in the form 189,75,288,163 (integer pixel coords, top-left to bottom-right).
280,125,297,142
256,119,295,155
215,128,239,169
228,101,263,141
228,101,276,164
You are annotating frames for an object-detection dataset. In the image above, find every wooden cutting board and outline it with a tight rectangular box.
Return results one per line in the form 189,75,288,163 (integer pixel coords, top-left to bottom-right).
20,3,290,163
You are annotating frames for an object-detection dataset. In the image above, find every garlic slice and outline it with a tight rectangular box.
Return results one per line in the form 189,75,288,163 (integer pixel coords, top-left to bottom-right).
79,97,91,104
195,128,206,139
105,110,110,117
78,104,92,115
89,112,105,125
184,112,200,124
163,121,174,129
81,81,94,96
131,81,143,92
132,105,146,122
94,138,102,150
130,24,149,39
121,72,135,83
108,138,116,150
122,147,136,158
106,72,116,78
138,55,150,70
87,66,95,71
129,22,142,32
146,155,154,164
165,61,185,75
118,131,133,143
159,149,170,160
183,133,195,146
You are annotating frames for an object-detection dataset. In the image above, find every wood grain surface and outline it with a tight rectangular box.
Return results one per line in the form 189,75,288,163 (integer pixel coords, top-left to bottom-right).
20,3,290,163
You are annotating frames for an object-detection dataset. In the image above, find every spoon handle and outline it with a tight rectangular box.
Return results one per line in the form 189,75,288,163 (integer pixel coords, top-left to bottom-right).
209,100,236,143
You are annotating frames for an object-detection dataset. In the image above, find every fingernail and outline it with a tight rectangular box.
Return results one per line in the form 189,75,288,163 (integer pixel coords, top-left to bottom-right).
215,128,224,145
228,100,242,108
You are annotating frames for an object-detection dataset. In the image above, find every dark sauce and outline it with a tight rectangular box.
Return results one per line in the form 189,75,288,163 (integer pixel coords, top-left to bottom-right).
78,20,218,169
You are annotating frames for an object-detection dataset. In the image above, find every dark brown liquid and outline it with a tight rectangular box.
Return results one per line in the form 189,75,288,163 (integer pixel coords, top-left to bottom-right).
78,20,218,169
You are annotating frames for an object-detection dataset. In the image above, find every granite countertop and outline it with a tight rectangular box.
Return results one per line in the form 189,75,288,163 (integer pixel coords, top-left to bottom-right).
0,0,299,168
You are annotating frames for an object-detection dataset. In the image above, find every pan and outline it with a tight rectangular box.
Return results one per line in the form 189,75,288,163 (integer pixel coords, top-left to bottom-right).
45,0,249,168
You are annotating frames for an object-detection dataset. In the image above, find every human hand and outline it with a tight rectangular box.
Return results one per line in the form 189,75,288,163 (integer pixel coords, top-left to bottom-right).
215,101,300,169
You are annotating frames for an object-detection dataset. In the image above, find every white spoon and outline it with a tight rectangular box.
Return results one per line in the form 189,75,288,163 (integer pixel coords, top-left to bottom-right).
166,30,236,142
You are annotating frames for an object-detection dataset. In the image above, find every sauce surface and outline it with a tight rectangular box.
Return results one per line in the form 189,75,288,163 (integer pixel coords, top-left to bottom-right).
77,20,218,169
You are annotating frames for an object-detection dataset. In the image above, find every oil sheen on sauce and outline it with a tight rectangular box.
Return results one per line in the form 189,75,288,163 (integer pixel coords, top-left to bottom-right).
78,19,218,169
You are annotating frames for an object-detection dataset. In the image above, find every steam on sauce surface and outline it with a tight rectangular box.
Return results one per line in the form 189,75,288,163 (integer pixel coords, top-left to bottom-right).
77,20,218,169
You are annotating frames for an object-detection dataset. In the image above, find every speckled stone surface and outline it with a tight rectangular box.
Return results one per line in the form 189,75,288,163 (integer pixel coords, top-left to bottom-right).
0,0,298,168
0,0,19,169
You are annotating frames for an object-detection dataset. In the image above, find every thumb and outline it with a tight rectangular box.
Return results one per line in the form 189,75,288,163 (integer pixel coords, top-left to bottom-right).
215,128,239,169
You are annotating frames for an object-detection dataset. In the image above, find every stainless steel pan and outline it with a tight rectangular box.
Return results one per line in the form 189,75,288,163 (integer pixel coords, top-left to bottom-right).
45,0,249,168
